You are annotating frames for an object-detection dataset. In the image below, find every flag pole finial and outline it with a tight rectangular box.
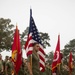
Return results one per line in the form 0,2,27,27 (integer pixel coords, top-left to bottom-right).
16,23,18,29
30,8,32,16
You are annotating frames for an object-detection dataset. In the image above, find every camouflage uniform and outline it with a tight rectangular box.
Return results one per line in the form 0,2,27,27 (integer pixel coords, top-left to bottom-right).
5,60,14,75
24,62,29,75
72,66,75,75
0,60,3,75
32,52,40,75
40,67,52,75
18,63,25,75
28,51,40,75
3,56,9,75
18,58,29,75
61,64,69,75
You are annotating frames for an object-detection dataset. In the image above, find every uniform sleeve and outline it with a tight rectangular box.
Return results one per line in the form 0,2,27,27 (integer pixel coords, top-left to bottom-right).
5,61,9,67
27,55,31,62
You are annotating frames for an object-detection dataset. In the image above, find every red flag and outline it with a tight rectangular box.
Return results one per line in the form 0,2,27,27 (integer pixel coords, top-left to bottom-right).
69,51,73,73
25,9,45,72
52,35,61,74
12,26,22,74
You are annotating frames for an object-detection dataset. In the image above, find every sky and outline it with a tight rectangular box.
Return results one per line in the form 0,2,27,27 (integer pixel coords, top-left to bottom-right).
0,0,75,59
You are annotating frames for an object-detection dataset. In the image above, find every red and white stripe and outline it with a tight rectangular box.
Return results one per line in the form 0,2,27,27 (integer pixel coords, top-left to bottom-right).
25,33,33,56
38,44,45,72
25,33,45,72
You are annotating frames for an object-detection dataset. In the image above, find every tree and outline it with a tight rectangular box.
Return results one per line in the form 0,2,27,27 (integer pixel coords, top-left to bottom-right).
0,18,14,51
39,32,50,48
63,39,75,64
46,51,53,64
21,27,50,49
0,18,50,52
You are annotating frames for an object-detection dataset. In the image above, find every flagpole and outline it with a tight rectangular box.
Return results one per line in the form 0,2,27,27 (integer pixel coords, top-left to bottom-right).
57,64,61,75
30,54,32,71
27,54,32,75
16,25,18,75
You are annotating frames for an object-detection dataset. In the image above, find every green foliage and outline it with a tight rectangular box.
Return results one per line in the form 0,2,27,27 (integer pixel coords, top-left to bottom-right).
45,51,53,64
39,32,50,48
0,18,14,51
63,39,75,64
20,27,29,49
0,18,50,51
45,39,75,75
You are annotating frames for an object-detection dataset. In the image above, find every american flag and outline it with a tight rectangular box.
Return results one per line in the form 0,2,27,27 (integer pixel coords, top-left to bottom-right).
25,9,45,72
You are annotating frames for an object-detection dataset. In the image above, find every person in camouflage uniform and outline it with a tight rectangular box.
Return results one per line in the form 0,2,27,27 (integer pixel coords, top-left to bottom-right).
0,54,3,75
3,56,9,75
27,42,40,75
5,57,14,75
18,58,29,75
24,59,29,75
40,63,52,75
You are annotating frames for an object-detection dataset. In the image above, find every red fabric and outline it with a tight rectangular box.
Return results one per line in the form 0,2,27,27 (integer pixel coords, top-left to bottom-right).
52,35,61,73
12,26,22,74
24,33,33,56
